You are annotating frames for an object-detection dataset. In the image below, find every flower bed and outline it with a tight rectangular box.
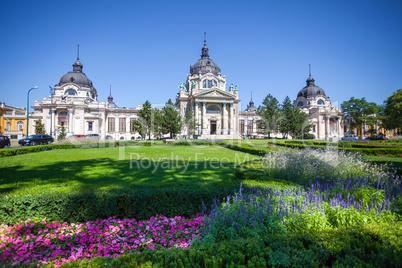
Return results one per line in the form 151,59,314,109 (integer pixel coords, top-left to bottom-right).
0,215,204,267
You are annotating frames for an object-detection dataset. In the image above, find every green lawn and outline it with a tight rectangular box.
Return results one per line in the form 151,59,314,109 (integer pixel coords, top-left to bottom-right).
0,145,258,195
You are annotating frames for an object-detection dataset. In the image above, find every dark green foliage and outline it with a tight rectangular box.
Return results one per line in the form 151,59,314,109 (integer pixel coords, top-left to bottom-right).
54,223,402,268
338,141,352,149
58,125,67,141
383,89,402,133
34,118,46,134
162,99,183,138
257,94,282,138
279,96,312,138
0,184,239,225
341,97,384,133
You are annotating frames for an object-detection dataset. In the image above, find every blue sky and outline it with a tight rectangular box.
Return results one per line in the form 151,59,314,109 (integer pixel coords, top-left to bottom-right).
1,0,401,111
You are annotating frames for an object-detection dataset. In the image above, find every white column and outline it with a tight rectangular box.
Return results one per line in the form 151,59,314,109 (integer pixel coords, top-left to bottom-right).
195,101,200,135
222,103,228,135
68,109,73,134
202,102,207,134
325,116,330,140
229,103,234,135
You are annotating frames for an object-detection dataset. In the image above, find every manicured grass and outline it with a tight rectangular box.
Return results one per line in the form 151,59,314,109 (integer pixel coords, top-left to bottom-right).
0,145,258,195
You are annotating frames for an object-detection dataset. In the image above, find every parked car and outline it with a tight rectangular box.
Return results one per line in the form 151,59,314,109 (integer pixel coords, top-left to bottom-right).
18,134,54,146
86,134,100,139
365,134,388,141
341,134,359,141
0,135,11,148
68,134,85,139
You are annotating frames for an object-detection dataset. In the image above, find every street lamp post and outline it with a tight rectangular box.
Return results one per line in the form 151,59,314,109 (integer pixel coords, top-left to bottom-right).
26,86,38,137
49,86,54,137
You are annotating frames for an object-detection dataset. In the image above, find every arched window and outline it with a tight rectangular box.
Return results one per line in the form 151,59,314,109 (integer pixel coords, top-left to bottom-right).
207,105,220,114
120,136,124,140
202,79,218,88
65,89,77,95
17,121,24,131
131,136,135,140
317,99,324,105
6,122,11,131
58,111,68,127
297,101,304,107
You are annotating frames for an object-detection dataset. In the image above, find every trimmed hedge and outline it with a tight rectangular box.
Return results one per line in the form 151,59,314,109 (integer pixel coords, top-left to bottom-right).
52,224,401,268
0,183,240,225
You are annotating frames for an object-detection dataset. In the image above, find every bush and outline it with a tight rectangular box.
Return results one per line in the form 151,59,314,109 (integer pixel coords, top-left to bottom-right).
338,141,352,149
0,184,239,225
262,147,388,184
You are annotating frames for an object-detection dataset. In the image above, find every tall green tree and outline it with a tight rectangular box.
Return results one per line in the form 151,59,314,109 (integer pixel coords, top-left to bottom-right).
162,99,183,138
57,125,67,141
279,96,312,139
383,89,402,133
133,100,153,140
341,97,383,135
35,119,46,134
184,107,196,137
257,94,282,138
152,108,163,139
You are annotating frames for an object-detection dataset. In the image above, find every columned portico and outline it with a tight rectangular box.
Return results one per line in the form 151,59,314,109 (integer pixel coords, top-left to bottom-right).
175,37,241,139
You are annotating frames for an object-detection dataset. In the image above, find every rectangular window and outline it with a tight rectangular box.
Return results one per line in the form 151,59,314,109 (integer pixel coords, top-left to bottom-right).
313,125,316,132
239,119,245,134
88,121,93,131
108,117,115,133
130,118,135,133
247,120,253,134
119,118,126,132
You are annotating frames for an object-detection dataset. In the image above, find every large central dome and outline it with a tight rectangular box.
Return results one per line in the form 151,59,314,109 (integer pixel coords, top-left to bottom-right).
59,59,93,87
190,39,221,76
297,76,326,98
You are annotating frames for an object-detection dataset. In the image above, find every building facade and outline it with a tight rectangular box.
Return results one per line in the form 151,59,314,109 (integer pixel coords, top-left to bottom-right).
175,39,242,139
29,56,142,141
0,102,27,140
22,41,361,141
294,73,344,140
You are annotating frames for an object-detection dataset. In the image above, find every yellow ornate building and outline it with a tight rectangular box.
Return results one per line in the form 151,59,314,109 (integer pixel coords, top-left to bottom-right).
0,102,27,139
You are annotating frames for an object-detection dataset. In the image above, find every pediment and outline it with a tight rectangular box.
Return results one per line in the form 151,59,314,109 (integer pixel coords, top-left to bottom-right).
193,89,235,99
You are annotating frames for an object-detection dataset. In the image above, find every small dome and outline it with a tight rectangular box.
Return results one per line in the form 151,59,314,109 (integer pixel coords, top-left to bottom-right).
297,76,326,98
190,40,221,76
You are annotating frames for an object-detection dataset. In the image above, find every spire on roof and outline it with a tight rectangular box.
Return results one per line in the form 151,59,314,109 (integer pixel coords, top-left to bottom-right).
77,44,80,60
306,64,315,86
201,32,209,58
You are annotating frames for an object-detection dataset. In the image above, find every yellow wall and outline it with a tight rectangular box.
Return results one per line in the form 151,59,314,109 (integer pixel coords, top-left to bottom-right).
0,108,27,135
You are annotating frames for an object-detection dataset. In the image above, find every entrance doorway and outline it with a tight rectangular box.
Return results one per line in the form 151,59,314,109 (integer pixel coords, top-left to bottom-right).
210,121,217,134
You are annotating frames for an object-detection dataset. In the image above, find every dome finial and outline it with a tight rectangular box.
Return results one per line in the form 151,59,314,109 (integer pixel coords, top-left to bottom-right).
309,64,311,77
77,44,80,60
201,32,209,58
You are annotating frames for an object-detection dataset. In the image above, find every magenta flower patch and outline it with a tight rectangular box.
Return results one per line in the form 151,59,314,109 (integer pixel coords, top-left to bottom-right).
0,215,204,267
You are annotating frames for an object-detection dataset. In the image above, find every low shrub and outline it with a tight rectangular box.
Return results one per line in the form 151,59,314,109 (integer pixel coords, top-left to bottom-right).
262,147,389,184
0,183,239,225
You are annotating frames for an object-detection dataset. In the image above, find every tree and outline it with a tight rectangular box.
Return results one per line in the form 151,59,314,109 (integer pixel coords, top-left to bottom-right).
184,107,196,137
152,108,163,139
279,96,312,139
162,99,183,138
383,89,402,133
133,101,153,140
58,125,67,141
35,119,46,134
341,97,384,135
257,94,282,138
